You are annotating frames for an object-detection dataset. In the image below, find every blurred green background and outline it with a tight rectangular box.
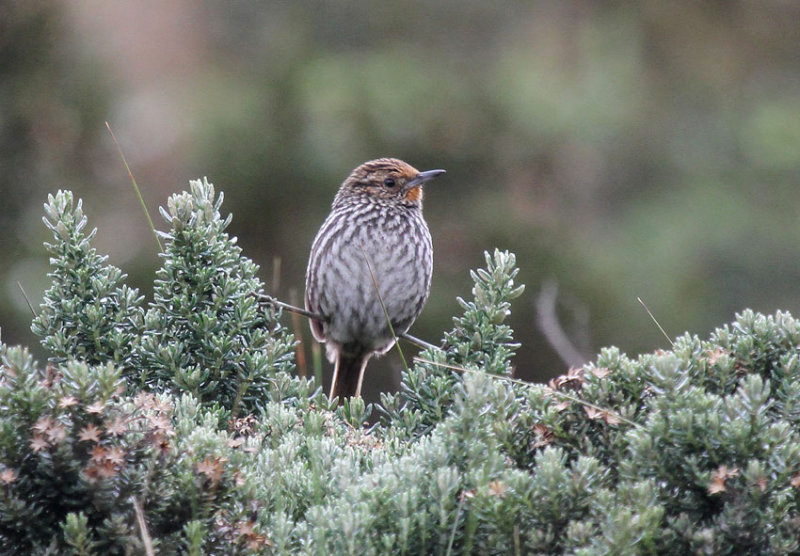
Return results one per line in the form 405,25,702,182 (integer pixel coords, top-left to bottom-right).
2,1,800,400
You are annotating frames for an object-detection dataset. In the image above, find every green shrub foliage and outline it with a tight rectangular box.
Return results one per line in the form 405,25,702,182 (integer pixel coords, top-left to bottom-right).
31,191,144,369
134,179,296,415
1,181,799,553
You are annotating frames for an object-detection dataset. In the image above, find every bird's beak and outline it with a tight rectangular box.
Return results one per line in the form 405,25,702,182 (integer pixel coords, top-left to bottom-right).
406,169,446,188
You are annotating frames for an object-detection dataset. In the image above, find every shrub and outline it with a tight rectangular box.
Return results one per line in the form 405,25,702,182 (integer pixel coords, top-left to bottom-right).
1,180,798,553
133,180,296,416
31,191,143,369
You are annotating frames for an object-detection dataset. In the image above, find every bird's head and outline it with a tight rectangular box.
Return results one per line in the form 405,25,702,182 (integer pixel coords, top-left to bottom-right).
337,158,445,206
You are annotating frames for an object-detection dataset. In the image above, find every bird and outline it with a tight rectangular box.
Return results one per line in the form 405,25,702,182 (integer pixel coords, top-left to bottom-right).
305,158,445,400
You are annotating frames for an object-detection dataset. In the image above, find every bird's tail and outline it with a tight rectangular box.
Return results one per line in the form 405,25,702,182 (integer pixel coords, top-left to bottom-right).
330,351,371,401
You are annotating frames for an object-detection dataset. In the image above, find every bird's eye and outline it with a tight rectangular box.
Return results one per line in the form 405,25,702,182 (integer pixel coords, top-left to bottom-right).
383,177,396,188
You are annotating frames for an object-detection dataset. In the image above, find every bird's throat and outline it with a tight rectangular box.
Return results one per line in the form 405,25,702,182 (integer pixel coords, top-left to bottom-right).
404,186,423,203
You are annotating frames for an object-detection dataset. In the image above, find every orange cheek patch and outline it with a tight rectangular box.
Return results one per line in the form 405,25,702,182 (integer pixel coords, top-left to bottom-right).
404,186,423,203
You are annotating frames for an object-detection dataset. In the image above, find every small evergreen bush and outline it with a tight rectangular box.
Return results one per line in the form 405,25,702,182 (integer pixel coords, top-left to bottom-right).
134,180,296,416
1,179,799,553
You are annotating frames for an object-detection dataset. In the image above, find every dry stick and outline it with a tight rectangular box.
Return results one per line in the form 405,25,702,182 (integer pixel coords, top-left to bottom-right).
445,495,467,556
310,341,323,389
535,280,586,368
106,122,163,253
258,294,325,362
17,282,37,317
637,297,674,348
260,294,322,321
288,288,308,378
398,331,437,352
271,256,282,295
131,496,155,556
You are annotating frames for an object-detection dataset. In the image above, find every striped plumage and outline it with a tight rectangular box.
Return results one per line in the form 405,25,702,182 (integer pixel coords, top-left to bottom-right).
305,158,445,400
